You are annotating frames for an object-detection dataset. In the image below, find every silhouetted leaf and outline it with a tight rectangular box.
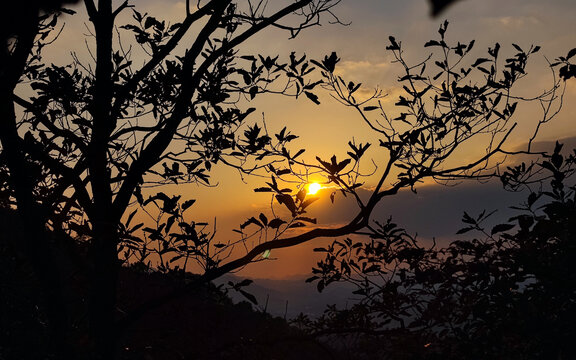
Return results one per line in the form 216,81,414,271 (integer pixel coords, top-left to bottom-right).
387,36,400,51
424,40,441,47
181,199,196,211
240,217,263,229
301,197,319,210
491,223,515,235
472,58,490,67
237,279,253,287
254,187,272,192
304,91,320,105
239,290,258,305
259,213,268,227
456,227,474,234
268,218,287,229
249,86,258,99
276,194,297,215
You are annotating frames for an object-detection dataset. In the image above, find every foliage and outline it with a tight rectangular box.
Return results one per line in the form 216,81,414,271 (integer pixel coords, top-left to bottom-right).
216,20,558,280
1,1,340,358
302,141,576,359
0,0,568,358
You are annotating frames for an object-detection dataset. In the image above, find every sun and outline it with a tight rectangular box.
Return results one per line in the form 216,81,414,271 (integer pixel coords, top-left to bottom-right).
307,182,322,195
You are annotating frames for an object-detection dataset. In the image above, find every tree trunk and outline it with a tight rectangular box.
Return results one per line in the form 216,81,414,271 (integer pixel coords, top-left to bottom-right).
88,219,120,359
0,83,70,359
1,4,70,350
86,0,119,357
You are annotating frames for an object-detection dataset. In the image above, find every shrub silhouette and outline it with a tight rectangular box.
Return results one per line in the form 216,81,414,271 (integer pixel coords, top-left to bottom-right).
302,142,576,359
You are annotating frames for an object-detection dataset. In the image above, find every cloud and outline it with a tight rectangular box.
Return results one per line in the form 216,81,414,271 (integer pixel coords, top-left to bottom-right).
339,60,390,71
334,59,394,88
492,15,542,29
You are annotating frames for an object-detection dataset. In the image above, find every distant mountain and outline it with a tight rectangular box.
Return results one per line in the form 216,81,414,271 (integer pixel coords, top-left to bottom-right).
217,274,358,319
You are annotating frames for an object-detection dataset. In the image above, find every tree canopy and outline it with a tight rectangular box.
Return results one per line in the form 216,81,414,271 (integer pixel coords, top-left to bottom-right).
0,0,574,359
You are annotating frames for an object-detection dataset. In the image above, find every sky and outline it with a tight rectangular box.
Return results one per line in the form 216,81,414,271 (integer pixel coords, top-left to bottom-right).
41,0,576,280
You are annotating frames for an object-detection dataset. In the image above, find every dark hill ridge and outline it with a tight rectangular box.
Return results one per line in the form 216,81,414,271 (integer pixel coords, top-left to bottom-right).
117,268,335,360
218,274,358,319
0,206,336,359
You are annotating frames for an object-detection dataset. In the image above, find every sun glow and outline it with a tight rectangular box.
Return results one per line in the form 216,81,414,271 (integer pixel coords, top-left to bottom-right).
307,182,322,195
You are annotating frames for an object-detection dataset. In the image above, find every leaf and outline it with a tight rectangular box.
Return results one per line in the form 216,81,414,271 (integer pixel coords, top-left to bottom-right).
144,16,157,29
301,197,319,210
262,249,271,259
310,59,326,71
321,52,340,72
567,48,576,60
304,91,320,105
386,36,400,51
512,43,523,53
249,86,258,100
335,158,351,173
424,40,441,47
293,149,305,159
276,194,297,215
472,58,491,67
240,217,263,229
259,213,268,227
268,218,287,229
491,223,515,235
129,223,144,233
165,215,175,234
126,209,137,227
527,192,540,207
239,290,258,305
181,199,196,211
352,288,367,296
296,188,307,203
363,106,379,111
461,211,475,225
456,227,474,235
237,279,253,287
430,0,456,16
254,187,272,192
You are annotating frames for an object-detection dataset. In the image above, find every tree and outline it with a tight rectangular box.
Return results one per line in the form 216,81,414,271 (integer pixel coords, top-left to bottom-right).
0,1,566,359
295,46,576,358
112,20,566,359
296,141,576,359
1,1,340,358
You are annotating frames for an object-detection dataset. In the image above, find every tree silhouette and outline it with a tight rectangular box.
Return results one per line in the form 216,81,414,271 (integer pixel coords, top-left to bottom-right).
1,1,340,358
298,142,576,359
0,1,568,359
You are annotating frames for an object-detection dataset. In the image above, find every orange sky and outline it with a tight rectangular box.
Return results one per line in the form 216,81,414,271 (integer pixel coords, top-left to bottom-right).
36,0,576,279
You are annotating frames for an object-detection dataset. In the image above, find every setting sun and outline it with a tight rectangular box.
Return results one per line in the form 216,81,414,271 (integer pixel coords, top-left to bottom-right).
307,182,322,195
